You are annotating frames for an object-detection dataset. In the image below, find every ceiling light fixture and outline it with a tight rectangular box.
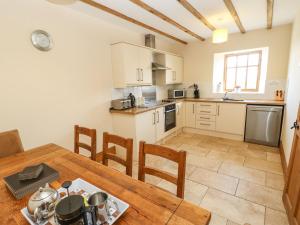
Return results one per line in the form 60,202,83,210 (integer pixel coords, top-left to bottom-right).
212,28,228,44
46,0,78,5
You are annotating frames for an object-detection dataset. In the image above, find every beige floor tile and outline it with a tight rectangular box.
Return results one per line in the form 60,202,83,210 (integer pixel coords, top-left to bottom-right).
199,141,230,152
164,136,187,147
216,138,248,149
265,208,289,225
229,147,267,160
201,189,265,225
247,143,279,152
187,154,222,172
267,152,281,163
178,144,210,157
157,179,208,205
179,132,195,138
219,162,266,185
206,151,245,166
209,213,228,225
189,168,239,194
226,220,240,225
160,160,197,178
244,157,283,175
266,172,285,191
236,180,285,212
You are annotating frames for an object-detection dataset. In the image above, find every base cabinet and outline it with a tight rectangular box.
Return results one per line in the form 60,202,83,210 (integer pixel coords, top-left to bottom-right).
185,102,196,128
176,102,185,129
215,103,246,135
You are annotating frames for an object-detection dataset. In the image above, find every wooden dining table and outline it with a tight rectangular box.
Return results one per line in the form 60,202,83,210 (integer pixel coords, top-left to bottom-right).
0,143,211,225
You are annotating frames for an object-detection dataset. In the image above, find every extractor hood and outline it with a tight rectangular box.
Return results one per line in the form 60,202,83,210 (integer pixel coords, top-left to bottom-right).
152,62,171,71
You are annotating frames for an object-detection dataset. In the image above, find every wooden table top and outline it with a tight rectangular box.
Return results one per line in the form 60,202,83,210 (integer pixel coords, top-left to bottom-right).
0,144,211,225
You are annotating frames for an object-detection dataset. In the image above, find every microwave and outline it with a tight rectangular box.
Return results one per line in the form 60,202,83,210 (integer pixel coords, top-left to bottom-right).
168,89,185,99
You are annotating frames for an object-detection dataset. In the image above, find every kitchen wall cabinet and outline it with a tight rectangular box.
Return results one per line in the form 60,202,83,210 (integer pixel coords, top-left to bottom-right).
154,53,183,85
185,102,196,128
111,43,152,88
176,102,185,129
215,103,246,135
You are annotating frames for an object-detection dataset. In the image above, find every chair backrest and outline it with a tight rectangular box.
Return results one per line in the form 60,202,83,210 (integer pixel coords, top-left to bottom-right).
138,141,186,198
74,125,97,161
102,132,133,176
0,129,24,158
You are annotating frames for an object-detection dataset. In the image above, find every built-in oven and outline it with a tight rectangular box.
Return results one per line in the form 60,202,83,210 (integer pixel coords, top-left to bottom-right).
165,103,176,132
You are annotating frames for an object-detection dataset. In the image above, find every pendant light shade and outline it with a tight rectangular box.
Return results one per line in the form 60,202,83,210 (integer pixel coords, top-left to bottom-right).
212,29,228,44
47,0,78,5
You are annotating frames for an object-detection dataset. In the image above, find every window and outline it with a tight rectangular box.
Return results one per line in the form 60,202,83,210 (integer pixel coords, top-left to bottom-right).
212,47,268,94
224,50,262,92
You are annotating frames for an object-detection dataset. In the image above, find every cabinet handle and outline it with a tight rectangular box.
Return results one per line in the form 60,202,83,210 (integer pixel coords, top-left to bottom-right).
141,68,144,81
174,71,176,81
136,68,140,81
200,104,211,107
192,104,195,114
200,117,210,120
200,123,210,126
157,111,159,123
200,110,210,113
153,112,156,125
217,105,220,116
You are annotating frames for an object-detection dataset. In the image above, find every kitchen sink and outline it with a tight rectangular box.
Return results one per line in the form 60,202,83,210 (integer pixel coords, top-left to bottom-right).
222,98,244,102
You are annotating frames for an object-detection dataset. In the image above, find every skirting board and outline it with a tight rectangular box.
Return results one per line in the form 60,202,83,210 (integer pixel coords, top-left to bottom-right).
183,127,244,141
279,141,288,182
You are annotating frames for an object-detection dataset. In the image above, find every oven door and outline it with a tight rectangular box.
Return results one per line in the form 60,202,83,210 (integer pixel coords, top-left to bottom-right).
165,107,176,132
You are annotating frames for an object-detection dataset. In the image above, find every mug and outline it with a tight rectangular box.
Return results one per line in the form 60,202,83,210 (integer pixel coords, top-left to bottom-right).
88,192,119,223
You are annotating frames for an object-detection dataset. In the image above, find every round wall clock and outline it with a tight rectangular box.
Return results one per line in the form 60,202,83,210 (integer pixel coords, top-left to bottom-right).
31,30,53,51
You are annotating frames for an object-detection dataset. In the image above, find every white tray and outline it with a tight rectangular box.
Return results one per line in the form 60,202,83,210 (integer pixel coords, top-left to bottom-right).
21,178,129,225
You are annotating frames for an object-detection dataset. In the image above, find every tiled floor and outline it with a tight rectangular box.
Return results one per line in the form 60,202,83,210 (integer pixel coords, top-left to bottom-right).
108,132,288,225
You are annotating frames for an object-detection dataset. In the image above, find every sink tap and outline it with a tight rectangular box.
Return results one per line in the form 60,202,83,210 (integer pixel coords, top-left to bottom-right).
223,91,229,100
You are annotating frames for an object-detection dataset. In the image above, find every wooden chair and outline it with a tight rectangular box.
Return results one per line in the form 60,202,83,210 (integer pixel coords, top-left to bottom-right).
0,129,24,158
74,125,97,161
138,141,187,198
102,132,133,176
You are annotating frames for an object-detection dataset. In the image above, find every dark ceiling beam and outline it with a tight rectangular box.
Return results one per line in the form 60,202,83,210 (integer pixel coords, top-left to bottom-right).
223,0,246,33
129,0,205,41
177,0,215,31
80,0,188,44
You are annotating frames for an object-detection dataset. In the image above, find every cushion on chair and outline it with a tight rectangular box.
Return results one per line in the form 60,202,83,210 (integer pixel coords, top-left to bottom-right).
0,130,24,158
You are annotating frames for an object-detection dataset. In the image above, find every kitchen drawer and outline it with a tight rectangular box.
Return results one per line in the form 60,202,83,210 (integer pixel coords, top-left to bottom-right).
196,121,216,131
196,114,216,122
196,103,217,115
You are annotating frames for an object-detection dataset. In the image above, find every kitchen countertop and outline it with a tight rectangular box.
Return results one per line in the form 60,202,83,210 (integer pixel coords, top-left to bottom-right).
110,98,285,115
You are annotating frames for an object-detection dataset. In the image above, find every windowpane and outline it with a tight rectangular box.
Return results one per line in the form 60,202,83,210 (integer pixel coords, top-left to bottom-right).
247,66,258,89
236,67,246,89
226,68,236,90
237,55,248,67
248,53,260,66
227,56,236,67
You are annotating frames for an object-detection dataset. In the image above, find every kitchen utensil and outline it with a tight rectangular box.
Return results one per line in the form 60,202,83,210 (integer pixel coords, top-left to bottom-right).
128,93,136,107
27,184,59,223
88,192,119,223
55,195,97,225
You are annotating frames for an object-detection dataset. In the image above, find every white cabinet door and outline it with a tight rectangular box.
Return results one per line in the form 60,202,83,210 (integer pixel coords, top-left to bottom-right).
216,103,246,135
155,107,165,141
136,110,156,144
185,102,196,128
111,43,140,87
139,48,153,85
176,102,185,129
173,56,183,83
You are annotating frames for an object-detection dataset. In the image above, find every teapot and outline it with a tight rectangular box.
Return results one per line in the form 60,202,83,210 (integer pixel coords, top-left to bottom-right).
27,184,59,223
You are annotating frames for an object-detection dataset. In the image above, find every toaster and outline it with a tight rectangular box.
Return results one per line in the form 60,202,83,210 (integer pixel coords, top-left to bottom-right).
111,99,132,110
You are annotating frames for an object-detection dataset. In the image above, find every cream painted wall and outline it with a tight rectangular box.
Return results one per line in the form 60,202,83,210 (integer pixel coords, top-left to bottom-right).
282,11,300,164
0,0,183,151
182,24,292,99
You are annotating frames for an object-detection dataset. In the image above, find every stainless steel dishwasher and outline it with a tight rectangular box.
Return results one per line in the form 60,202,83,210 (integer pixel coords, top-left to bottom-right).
245,105,283,147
